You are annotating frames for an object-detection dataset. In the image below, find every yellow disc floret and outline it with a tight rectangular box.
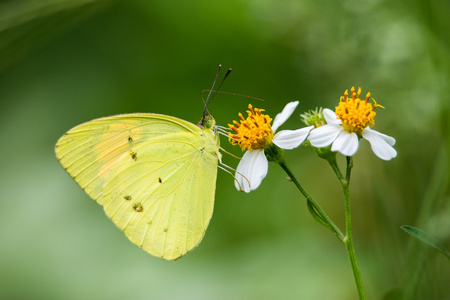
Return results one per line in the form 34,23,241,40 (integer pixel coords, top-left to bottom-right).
228,104,273,151
335,87,384,134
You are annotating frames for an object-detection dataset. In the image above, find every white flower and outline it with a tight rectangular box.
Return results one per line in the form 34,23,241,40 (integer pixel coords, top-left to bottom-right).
228,101,313,192
308,87,397,160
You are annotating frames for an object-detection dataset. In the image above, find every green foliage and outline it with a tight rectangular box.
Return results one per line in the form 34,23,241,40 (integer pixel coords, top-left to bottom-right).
401,225,450,260
0,0,112,71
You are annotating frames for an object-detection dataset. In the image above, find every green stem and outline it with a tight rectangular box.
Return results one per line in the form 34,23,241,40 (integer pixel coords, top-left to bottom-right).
342,157,366,300
278,153,364,299
346,156,353,182
328,158,345,183
278,159,344,242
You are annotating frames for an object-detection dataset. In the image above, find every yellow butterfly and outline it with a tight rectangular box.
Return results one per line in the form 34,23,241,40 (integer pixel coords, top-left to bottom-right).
55,69,229,260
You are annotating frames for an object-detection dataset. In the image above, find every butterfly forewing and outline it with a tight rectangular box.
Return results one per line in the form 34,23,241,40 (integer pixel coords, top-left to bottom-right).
56,113,219,259
56,114,201,204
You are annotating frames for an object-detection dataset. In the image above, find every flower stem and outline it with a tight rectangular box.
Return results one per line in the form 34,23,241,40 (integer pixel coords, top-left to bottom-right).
342,157,366,300
327,157,345,183
278,159,344,242
279,156,365,299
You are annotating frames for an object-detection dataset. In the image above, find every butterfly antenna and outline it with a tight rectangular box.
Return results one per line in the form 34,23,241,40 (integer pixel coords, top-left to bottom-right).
203,65,222,120
209,68,232,103
202,65,232,119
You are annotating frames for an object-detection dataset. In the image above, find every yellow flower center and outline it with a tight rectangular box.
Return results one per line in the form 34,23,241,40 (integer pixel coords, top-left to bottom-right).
228,104,273,151
335,87,383,134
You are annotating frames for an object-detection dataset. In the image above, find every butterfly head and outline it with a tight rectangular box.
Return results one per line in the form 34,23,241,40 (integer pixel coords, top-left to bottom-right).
199,114,216,130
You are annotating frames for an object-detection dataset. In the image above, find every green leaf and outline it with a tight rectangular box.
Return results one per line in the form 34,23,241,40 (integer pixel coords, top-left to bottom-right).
306,199,343,241
401,225,450,260
307,199,332,229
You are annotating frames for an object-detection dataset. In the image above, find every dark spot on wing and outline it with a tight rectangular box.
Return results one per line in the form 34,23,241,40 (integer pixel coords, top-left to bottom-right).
158,177,162,183
123,195,132,201
132,203,143,212
130,151,137,161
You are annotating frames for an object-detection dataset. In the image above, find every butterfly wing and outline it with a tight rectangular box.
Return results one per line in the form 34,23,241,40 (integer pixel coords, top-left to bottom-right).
56,114,199,205
56,114,219,260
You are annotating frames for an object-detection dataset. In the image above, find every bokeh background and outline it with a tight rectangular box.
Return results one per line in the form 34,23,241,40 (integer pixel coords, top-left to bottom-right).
0,0,449,299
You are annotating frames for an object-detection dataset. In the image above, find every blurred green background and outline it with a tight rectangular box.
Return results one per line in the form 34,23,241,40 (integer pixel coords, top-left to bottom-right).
0,0,449,299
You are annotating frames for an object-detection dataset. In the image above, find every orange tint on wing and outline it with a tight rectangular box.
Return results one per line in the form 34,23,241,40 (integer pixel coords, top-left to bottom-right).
95,121,143,179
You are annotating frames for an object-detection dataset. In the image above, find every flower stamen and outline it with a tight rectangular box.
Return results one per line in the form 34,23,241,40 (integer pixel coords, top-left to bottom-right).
335,87,383,134
228,104,273,151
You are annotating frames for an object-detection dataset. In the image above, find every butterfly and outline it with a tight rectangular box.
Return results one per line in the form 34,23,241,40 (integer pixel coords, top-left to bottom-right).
56,67,230,260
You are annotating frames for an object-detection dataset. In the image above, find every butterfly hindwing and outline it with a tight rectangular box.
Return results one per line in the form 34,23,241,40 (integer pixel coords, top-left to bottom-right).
103,131,218,259
56,113,219,259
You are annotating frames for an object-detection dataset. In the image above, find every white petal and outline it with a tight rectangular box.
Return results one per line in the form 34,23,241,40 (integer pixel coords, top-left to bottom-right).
234,150,268,193
331,130,359,156
362,127,396,146
273,126,314,149
323,108,341,125
271,101,299,132
308,124,342,148
362,128,397,160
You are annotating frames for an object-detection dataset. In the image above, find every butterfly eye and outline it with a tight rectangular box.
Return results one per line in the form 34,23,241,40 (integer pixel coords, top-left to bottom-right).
202,115,216,129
